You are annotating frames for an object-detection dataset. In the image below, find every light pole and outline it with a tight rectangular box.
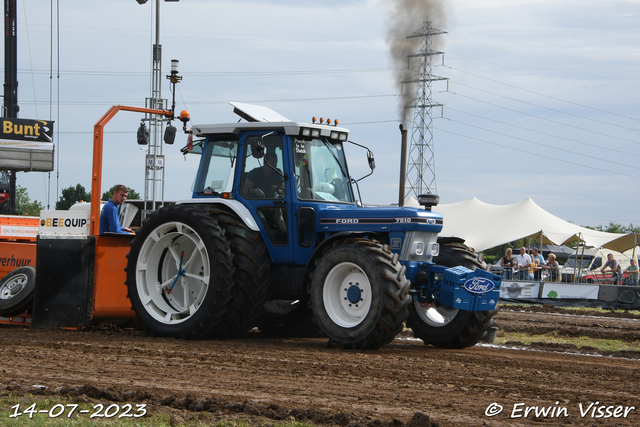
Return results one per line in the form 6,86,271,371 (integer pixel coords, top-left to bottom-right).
136,0,179,219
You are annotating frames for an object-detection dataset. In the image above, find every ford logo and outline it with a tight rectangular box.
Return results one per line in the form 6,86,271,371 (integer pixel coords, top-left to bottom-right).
427,218,436,224
463,278,495,294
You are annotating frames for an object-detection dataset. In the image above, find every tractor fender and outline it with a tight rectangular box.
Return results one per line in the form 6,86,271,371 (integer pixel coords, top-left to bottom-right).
175,198,260,231
304,231,379,282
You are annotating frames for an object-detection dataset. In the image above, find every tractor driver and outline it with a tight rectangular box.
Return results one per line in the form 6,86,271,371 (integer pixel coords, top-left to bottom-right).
243,152,285,199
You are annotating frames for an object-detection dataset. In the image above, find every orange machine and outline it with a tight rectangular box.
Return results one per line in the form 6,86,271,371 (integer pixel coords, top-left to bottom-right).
28,106,173,329
0,215,38,325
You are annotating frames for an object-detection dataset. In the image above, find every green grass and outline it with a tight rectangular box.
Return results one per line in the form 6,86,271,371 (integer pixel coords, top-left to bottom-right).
0,395,170,426
499,303,640,316
0,395,314,427
495,331,640,353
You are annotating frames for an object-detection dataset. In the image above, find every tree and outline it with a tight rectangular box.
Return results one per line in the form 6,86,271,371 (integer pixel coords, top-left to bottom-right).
588,221,640,234
102,185,140,201
14,185,45,216
56,184,91,210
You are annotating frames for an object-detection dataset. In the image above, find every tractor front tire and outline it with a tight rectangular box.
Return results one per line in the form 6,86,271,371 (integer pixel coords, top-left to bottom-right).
309,238,410,349
407,242,498,348
125,205,233,339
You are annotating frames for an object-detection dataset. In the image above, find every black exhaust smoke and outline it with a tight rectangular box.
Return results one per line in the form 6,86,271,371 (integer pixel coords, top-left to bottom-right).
385,0,447,124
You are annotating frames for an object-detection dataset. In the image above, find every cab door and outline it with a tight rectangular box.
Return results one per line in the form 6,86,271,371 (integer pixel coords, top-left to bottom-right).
237,131,294,262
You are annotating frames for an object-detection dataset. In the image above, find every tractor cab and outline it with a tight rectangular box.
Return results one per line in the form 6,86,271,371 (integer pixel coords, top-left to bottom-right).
183,103,358,264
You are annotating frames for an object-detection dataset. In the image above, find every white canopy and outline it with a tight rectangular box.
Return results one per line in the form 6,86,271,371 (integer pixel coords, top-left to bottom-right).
405,197,639,253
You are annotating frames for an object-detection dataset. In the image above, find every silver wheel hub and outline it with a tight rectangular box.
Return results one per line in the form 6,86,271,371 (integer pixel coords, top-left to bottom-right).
323,262,372,328
0,274,27,299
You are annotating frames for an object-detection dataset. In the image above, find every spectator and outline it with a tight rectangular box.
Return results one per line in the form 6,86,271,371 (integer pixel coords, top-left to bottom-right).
601,253,623,285
500,248,515,280
624,258,639,286
515,247,531,281
99,184,134,235
531,248,545,280
542,253,560,282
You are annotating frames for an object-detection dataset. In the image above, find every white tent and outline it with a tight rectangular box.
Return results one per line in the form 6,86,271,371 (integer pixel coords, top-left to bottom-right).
405,197,639,253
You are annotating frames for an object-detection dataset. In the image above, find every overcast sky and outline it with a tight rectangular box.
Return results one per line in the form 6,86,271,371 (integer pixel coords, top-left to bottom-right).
5,0,640,227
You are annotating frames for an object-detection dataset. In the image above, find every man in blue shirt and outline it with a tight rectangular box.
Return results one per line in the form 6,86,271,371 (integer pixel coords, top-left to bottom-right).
99,185,134,235
531,247,545,280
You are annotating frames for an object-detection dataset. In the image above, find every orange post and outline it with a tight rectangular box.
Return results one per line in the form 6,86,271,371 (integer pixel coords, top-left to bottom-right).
90,105,172,236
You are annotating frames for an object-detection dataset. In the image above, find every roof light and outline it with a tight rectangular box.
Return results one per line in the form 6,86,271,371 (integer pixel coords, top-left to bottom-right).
339,133,348,141
320,117,324,124
301,128,311,137
327,118,332,125
312,117,317,123
335,119,339,126
330,131,339,139
311,129,320,138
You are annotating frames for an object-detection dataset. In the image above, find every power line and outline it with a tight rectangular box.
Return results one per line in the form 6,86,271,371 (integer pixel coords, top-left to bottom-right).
449,88,640,145
444,117,638,171
445,49,640,104
447,33,640,90
435,124,640,181
3,67,394,77
446,65,640,126
446,106,640,159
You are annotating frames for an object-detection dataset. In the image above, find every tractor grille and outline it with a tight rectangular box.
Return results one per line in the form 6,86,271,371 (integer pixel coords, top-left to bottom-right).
399,231,439,263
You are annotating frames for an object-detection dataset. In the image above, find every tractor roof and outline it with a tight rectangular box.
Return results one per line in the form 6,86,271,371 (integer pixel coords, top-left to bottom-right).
192,102,349,139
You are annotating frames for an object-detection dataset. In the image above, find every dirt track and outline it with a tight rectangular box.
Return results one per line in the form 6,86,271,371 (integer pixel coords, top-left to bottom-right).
1,307,639,426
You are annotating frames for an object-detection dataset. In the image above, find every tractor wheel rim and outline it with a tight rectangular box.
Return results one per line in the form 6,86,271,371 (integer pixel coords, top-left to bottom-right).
323,262,372,328
414,302,458,327
136,221,209,325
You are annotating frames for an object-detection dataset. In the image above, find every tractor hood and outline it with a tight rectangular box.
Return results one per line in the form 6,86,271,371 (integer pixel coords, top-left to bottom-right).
316,205,443,234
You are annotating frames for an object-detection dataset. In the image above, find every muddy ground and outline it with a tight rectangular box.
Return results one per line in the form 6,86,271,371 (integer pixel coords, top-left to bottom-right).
1,305,639,426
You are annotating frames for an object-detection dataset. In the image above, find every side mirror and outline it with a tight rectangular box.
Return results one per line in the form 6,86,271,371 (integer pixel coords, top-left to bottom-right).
250,137,265,159
164,125,177,145
367,151,376,171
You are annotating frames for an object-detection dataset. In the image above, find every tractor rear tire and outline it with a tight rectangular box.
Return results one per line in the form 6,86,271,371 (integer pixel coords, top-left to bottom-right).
0,266,35,317
433,239,487,270
407,242,498,348
204,207,272,338
309,238,410,349
125,205,233,339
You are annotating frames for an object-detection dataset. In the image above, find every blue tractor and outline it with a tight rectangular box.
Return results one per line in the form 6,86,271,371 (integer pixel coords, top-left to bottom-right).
125,103,500,349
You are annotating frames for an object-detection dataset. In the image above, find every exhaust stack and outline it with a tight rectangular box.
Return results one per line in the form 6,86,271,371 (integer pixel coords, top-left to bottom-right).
398,124,408,207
